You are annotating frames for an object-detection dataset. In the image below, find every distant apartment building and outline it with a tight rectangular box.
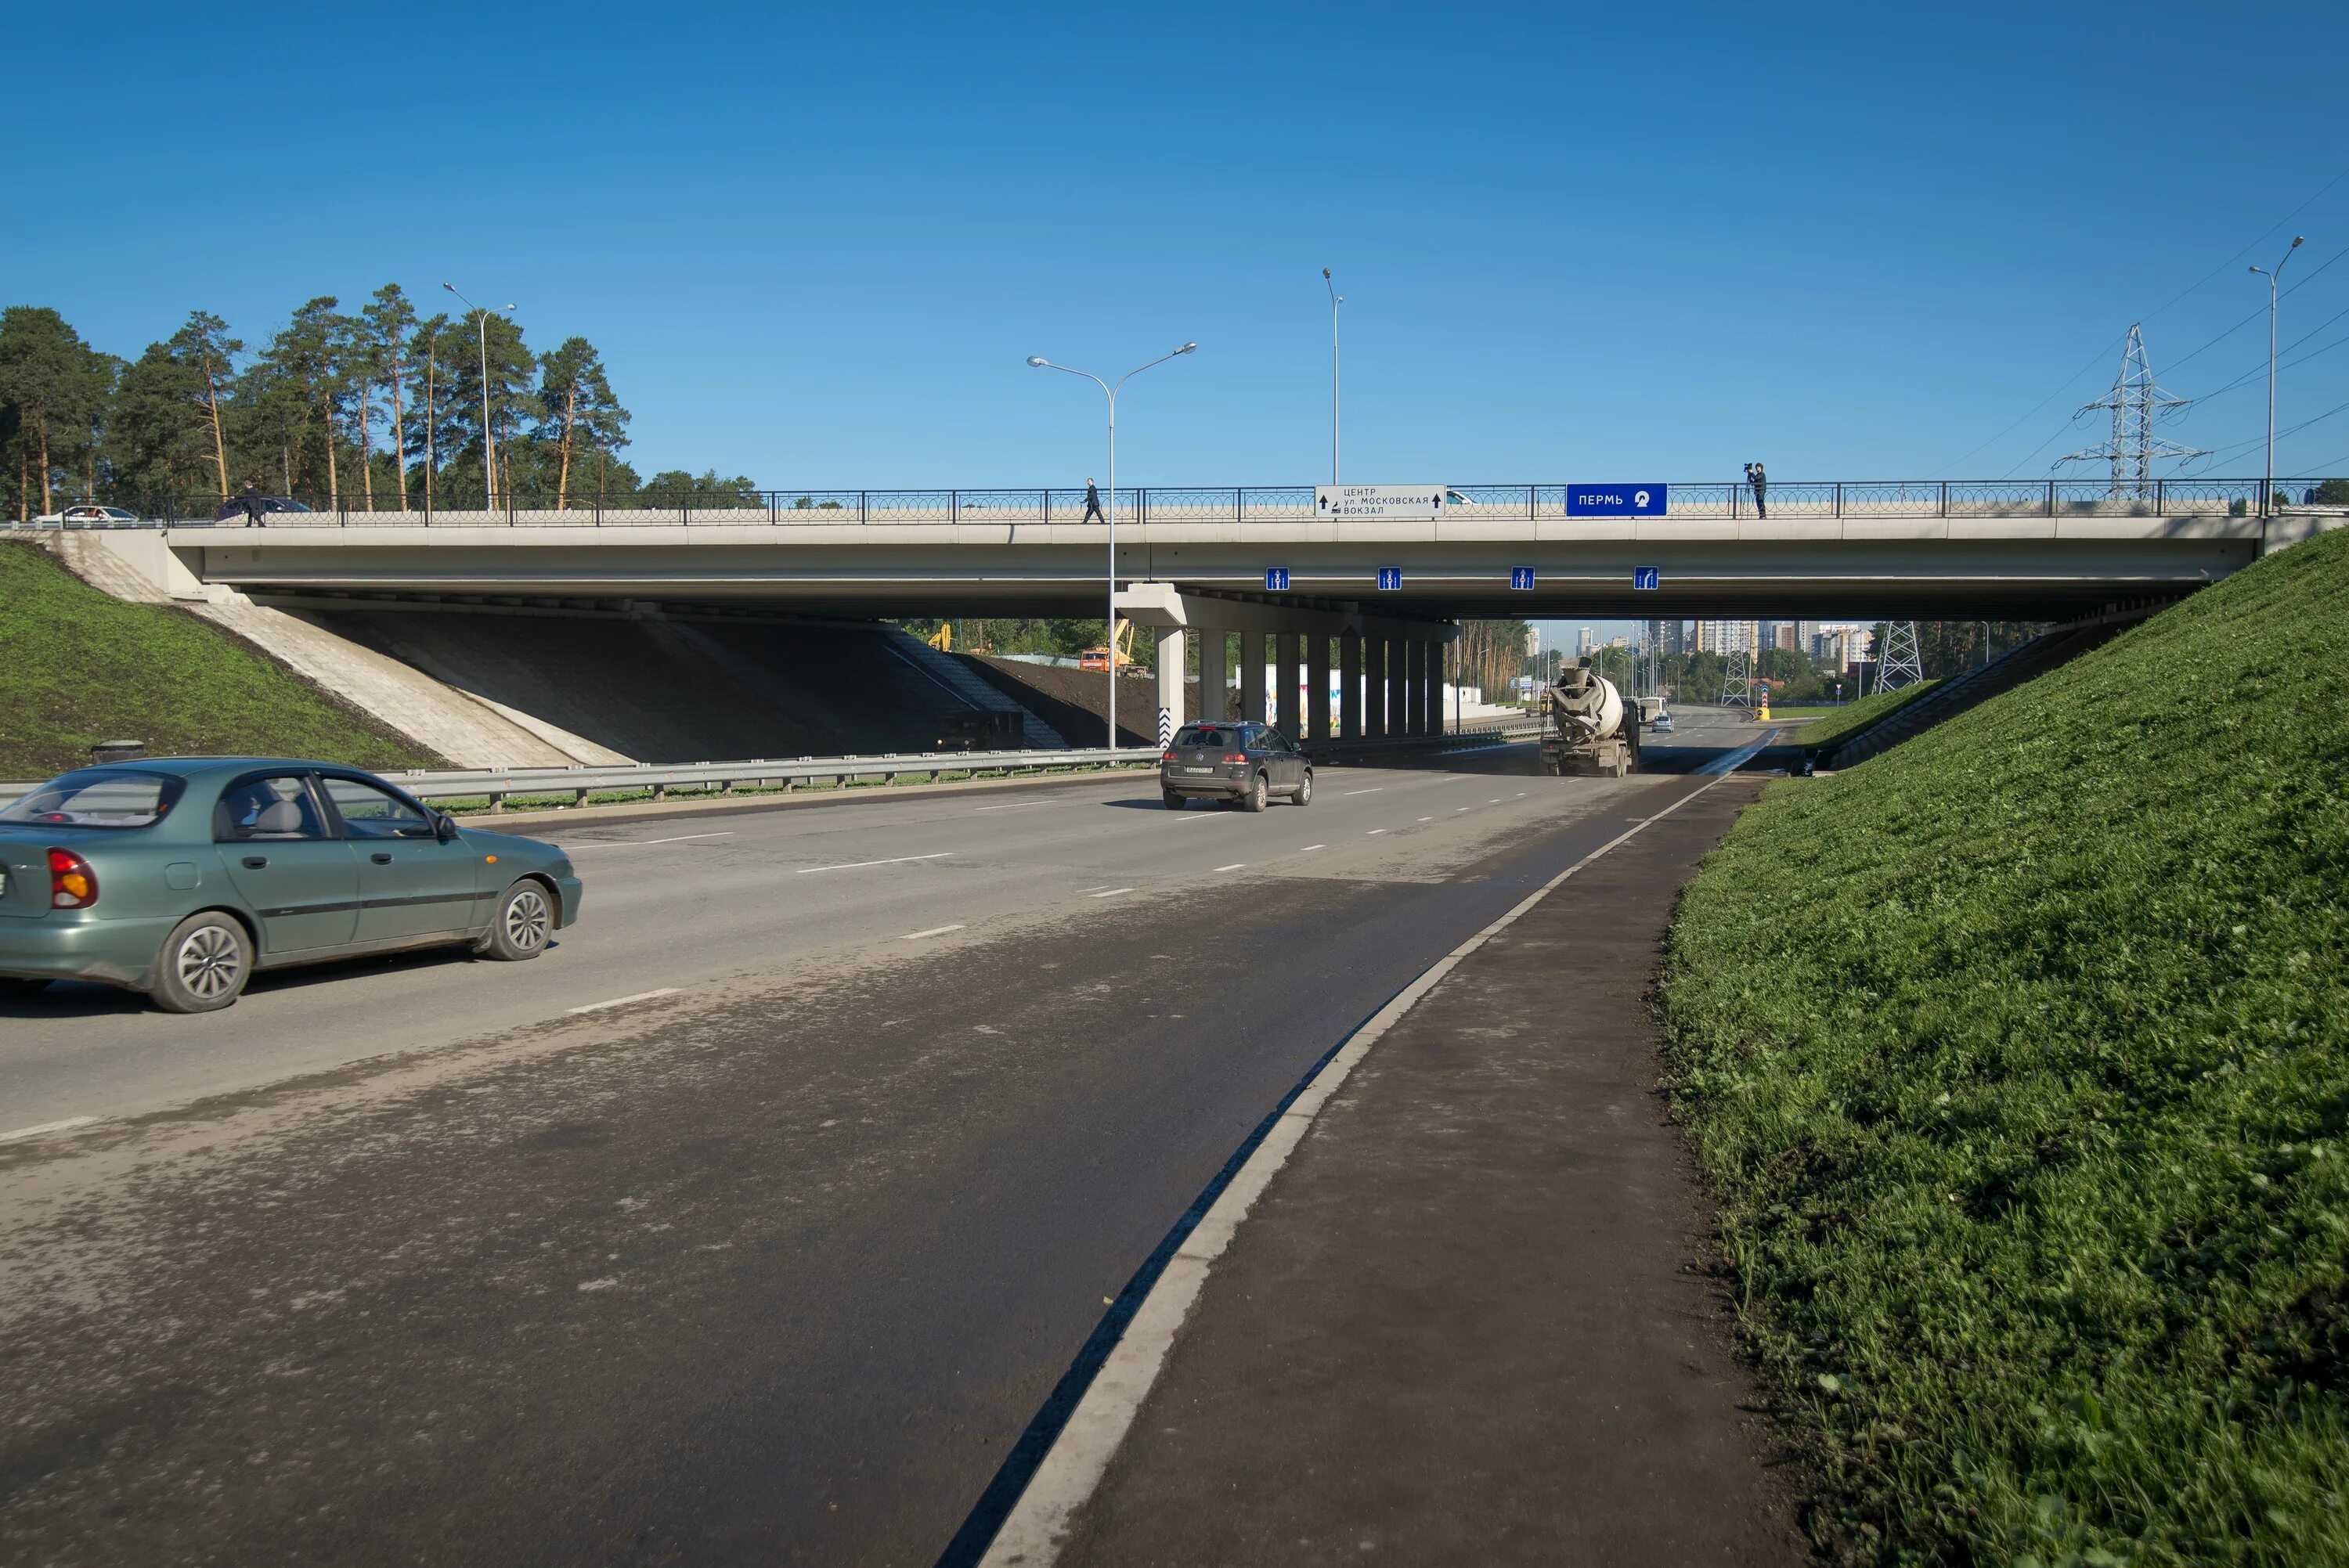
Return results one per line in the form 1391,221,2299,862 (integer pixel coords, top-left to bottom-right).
1694,620,1761,655
1576,626,1596,657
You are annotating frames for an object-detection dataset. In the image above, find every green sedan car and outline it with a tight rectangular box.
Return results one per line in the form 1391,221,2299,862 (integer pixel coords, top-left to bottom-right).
0,759,583,1013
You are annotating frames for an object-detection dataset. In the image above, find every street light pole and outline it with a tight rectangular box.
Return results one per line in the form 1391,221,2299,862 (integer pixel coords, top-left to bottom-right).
2250,236,2304,518
443,283,514,511
1027,343,1200,748
1322,269,1344,485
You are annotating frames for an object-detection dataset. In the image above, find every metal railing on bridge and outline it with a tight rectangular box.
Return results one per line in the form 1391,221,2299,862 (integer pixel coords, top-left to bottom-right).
19,477,2344,529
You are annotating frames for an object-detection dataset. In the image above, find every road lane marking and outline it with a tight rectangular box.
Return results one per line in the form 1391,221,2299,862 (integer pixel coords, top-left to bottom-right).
797,852,954,874
1341,788,1384,795
1214,863,1247,872
566,988,680,1015
1075,883,1114,892
644,831,734,845
1418,816,1434,822
1454,806,1471,812
900,924,967,940
0,1116,98,1145
572,831,734,849
972,802,1040,813
1088,887,1135,898
975,763,1753,1568
1365,829,1387,835
1300,844,1326,852
1489,798,1503,804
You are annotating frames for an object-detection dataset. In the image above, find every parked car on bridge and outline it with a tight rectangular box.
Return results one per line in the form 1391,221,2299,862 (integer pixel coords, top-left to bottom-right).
31,504,141,526
0,759,582,1013
211,495,314,522
1160,722,1312,812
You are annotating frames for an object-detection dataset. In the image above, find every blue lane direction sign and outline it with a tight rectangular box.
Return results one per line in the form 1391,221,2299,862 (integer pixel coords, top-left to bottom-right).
1377,567,1403,592
1265,567,1290,592
1633,566,1661,590
1567,484,1668,517
1510,566,1536,590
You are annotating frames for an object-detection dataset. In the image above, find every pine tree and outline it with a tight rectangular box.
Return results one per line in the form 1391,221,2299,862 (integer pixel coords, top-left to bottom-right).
534,337,630,510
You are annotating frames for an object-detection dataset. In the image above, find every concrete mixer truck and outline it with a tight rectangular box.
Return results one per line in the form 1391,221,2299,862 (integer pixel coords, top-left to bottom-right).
1538,659,1641,777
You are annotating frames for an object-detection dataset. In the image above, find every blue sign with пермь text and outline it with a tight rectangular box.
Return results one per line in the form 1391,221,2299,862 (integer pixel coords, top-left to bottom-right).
1566,484,1668,517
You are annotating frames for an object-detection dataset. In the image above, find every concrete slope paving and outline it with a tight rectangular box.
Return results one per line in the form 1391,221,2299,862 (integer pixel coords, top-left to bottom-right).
1052,776,1806,1568
0,770,1690,1567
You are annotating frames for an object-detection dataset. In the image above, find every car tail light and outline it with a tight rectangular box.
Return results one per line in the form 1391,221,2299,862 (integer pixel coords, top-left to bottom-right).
49,848,98,909
1221,753,1249,763
1162,750,1176,762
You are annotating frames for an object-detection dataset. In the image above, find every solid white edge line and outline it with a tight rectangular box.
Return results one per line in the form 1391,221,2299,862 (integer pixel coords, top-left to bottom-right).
900,924,967,940
796,851,954,874
0,1116,99,1145
977,766,1750,1568
565,987,680,1015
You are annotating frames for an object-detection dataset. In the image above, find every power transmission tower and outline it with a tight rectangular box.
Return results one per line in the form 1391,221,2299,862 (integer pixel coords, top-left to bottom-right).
1871,621,1925,694
1718,644,1755,707
2055,323,2206,499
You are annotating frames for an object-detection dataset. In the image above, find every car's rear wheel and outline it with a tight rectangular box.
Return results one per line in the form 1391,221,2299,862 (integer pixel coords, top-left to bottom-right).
1162,789,1185,809
1242,771,1268,813
1293,770,1313,806
478,879,553,961
150,912,252,1014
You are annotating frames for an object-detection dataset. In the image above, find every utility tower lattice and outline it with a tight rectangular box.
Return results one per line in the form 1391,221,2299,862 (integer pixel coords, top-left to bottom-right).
1718,645,1756,708
1870,622,1925,694
2055,323,2206,499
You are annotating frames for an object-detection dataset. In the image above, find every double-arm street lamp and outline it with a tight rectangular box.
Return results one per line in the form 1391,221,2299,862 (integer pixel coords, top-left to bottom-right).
1026,343,1199,747
442,283,514,510
1322,269,1344,485
2249,236,2304,518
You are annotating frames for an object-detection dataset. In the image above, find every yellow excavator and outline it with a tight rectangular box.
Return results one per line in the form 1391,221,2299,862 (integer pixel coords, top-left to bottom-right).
1079,618,1136,671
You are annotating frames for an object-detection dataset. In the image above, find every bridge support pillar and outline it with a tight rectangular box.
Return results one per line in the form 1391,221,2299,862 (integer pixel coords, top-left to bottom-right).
1306,633,1330,744
1241,631,1267,726
1338,631,1361,739
1420,639,1438,734
1404,640,1423,735
1366,637,1386,738
1198,628,1228,723
1274,632,1300,741
1153,625,1185,748
1387,637,1408,736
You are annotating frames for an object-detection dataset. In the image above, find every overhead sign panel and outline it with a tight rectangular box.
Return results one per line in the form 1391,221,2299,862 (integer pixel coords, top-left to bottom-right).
1264,568,1290,591
1633,566,1660,590
1316,485,1445,521
1377,567,1403,591
1566,485,1668,517
1510,567,1536,590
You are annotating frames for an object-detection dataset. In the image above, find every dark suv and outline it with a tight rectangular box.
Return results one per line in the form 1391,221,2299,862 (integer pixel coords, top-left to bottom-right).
1159,722,1312,811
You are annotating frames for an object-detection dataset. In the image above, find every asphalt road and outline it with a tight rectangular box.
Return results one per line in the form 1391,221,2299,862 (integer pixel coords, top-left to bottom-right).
0,708,1770,1566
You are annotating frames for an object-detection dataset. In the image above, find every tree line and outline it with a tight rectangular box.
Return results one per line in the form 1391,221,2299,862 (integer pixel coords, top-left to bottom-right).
0,291,743,521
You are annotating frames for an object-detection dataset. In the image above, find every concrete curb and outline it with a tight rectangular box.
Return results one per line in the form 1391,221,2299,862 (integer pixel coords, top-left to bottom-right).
973,744,1766,1567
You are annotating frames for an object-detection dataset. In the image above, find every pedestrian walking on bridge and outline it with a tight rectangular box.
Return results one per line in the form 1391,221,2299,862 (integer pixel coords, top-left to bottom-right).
240,480,266,528
1081,478,1105,524
1745,461,1767,518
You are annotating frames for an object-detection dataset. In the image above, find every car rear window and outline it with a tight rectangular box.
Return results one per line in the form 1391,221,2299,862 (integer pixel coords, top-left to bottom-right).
1174,726,1246,749
0,770,185,829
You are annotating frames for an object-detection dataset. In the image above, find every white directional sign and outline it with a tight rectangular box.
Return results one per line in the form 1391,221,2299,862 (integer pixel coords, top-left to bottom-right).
1315,485,1445,521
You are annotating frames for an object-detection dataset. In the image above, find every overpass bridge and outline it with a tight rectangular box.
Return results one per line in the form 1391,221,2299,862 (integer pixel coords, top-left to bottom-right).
65,474,2340,749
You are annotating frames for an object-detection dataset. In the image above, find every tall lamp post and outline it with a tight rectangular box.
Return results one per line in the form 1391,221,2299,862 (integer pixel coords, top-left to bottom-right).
442,283,514,510
1322,269,1344,485
2250,236,2304,518
1027,343,1199,748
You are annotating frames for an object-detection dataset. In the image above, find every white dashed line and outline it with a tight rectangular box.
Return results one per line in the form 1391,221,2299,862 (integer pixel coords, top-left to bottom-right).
1489,798,1503,804
1214,863,1247,872
1365,829,1387,835
1341,788,1384,795
644,831,733,845
1418,816,1434,822
572,831,734,850
1088,887,1135,898
1454,806,1471,812
972,802,1040,813
900,924,966,940
798,852,954,874
567,988,680,1015
0,1116,98,1145
1300,844,1326,852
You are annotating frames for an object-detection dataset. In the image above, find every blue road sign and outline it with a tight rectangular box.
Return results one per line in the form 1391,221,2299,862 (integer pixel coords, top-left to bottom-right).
1633,566,1661,590
1567,485,1669,517
1509,566,1535,590
1377,567,1403,591
1265,567,1290,591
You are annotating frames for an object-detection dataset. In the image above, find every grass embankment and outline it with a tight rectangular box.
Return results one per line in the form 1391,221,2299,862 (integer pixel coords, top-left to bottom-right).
1786,679,1943,749
1659,524,2349,1565
0,541,438,777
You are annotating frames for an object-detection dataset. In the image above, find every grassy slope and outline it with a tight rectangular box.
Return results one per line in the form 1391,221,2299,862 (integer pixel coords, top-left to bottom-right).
0,541,438,777
1659,525,2349,1566
1788,678,1943,748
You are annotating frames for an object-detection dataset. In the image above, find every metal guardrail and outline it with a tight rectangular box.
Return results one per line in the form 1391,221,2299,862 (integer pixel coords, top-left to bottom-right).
16,477,2339,529
0,728,1536,813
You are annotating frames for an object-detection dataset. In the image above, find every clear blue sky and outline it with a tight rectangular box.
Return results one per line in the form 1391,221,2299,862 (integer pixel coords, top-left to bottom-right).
16,1,2349,493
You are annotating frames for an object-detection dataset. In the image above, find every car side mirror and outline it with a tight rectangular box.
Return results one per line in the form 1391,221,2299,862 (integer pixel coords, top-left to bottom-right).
434,813,458,842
